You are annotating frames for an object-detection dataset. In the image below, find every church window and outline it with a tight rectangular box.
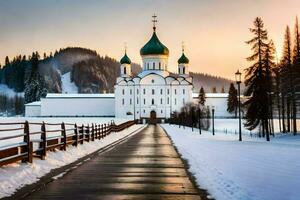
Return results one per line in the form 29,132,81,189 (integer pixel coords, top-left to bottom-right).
183,67,185,74
161,110,163,114
143,110,145,113
153,62,155,69
152,99,154,105
167,89,169,95
151,79,154,83
122,89,125,95
147,63,149,69
175,99,177,105
122,98,124,105
137,98,139,104
130,98,132,105
159,62,161,70
137,89,139,94
144,99,146,104
183,98,185,104
160,98,163,104
175,89,177,95
152,89,155,95
130,89,132,95
124,67,126,74
160,89,163,95
183,89,185,94
143,88,146,94
167,97,169,104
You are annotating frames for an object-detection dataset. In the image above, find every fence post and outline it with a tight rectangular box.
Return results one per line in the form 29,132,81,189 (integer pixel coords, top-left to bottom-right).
104,124,107,137
41,122,47,159
61,122,67,151
74,123,79,146
81,124,84,144
86,124,90,142
91,124,95,141
101,124,103,139
22,121,32,163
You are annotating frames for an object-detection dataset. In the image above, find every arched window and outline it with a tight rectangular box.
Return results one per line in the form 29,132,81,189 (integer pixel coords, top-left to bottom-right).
167,89,169,95
152,89,155,95
160,98,163,104
130,89,132,95
122,98,124,105
183,89,185,94
152,99,154,105
175,89,177,95
143,89,146,94
144,99,146,104
137,89,139,94
159,62,161,70
147,63,149,69
137,98,139,104
183,98,185,104
167,97,169,104
160,89,163,95
175,99,177,105
153,62,155,69
122,89,125,95
124,67,126,74
130,98,132,105
183,67,185,74
161,110,163,114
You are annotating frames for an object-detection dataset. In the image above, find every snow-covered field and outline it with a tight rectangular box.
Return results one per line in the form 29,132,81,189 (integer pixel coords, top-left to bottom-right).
0,123,145,198
162,123,300,200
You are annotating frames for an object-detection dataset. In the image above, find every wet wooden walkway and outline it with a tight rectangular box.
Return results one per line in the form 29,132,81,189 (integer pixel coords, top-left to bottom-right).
24,125,202,200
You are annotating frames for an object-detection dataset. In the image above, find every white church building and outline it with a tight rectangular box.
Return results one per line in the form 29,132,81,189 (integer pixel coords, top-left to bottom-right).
25,17,233,120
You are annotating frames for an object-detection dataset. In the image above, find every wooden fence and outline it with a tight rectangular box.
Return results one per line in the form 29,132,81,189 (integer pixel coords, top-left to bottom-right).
0,120,136,167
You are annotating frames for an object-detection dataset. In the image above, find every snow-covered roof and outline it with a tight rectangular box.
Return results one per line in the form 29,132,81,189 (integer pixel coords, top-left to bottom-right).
25,101,41,106
192,93,229,98
46,93,115,98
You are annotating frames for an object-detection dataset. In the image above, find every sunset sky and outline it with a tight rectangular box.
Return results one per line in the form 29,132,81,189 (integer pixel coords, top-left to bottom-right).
0,0,299,79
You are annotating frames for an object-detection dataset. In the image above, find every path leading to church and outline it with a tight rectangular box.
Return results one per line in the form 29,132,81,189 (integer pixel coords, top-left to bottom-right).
23,125,203,200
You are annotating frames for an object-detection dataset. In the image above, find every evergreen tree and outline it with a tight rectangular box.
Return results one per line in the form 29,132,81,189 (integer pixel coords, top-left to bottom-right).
292,16,300,134
227,83,238,118
244,17,271,141
24,52,47,103
211,86,217,93
5,56,10,66
198,87,206,106
221,86,225,93
280,26,293,133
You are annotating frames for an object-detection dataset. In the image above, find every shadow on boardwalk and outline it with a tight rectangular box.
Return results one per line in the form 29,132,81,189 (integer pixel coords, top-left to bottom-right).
10,125,210,200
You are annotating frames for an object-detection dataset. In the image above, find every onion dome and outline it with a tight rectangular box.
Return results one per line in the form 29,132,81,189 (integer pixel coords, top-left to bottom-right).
120,53,131,64
178,53,189,64
140,31,169,56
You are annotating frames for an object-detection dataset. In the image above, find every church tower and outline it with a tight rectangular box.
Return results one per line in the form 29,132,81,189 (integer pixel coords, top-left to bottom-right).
178,45,189,77
140,14,169,71
120,49,131,77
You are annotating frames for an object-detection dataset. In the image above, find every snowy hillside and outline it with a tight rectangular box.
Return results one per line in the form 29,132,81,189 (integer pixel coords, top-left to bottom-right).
162,123,300,200
61,72,78,94
0,84,23,97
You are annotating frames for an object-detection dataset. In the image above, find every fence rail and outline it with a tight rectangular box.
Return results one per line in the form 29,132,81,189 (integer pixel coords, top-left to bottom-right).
0,120,136,167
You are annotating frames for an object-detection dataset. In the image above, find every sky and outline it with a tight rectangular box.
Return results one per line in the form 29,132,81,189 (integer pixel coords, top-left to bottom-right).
0,0,299,80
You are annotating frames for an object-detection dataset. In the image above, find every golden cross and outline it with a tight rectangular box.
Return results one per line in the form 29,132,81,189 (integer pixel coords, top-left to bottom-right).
152,14,158,31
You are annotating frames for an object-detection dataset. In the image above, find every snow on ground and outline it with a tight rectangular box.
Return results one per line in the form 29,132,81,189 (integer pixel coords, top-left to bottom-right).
161,123,300,200
61,72,78,93
0,84,23,97
0,124,145,199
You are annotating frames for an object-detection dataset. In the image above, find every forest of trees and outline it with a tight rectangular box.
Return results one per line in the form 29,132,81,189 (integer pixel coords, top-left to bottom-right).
243,17,300,140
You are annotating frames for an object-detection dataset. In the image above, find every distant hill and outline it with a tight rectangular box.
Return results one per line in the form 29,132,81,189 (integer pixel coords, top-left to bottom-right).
190,72,235,93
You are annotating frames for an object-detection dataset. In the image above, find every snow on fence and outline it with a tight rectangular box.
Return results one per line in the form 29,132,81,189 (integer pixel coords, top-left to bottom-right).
0,120,136,166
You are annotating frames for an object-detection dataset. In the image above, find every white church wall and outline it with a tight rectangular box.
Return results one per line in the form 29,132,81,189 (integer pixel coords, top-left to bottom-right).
41,94,115,117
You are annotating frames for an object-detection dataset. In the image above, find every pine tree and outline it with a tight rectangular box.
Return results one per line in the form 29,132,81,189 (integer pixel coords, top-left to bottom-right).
221,86,225,93
5,56,10,66
24,52,47,103
292,16,300,134
211,87,217,93
227,83,238,118
280,26,293,133
198,87,206,106
244,17,271,141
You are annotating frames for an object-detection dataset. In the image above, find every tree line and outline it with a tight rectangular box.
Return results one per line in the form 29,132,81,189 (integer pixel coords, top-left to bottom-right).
242,17,300,141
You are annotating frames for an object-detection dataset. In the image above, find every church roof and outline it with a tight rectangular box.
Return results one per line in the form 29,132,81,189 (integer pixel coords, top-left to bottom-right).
120,53,131,64
140,31,169,56
178,53,189,64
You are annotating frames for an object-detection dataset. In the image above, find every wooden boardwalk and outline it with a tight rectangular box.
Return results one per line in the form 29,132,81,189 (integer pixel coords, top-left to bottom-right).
23,125,202,200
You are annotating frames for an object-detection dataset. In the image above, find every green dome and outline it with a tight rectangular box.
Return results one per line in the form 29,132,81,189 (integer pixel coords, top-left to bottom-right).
120,53,131,64
140,32,169,56
178,53,189,64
